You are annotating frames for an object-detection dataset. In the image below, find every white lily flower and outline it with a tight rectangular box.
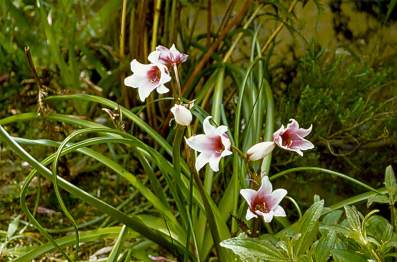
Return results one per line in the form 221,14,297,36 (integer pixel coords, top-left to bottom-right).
273,119,314,156
240,176,287,223
170,104,192,126
124,59,171,102
186,116,232,172
148,44,188,67
247,142,276,161
246,119,314,160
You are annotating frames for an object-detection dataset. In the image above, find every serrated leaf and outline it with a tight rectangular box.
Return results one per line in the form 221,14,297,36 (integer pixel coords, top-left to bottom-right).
7,215,20,239
344,206,362,231
220,234,288,261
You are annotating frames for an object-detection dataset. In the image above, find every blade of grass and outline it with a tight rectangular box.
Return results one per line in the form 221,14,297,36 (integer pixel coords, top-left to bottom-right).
46,94,172,155
107,225,128,262
14,227,127,262
270,167,378,192
51,127,177,223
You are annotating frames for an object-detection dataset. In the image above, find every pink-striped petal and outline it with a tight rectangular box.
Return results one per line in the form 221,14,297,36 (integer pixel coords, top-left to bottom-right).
195,153,211,172
268,189,287,209
185,135,214,154
257,176,273,196
290,137,314,150
208,155,222,172
273,205,286,217
220,134,231,151
203,116,217,136
240,189,257,209
246,209,257,220
261,211,274,223
296,124,312,138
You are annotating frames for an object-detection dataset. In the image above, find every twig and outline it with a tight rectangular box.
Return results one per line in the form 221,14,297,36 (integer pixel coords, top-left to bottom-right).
24,47,43,90
207,0,212,48
24,47,47,114
182,0,252,95
120,0,129,108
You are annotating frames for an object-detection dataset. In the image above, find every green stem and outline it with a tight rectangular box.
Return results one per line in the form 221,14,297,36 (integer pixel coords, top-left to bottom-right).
191,169,224,261
286,196,302,219
270,167,378,192
173,65,182,98
231,145,246,160
260,78,274,175
324,188,386,215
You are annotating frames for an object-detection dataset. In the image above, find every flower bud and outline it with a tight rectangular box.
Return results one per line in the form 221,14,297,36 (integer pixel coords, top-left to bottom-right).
170,104,192,126
246,142,275,161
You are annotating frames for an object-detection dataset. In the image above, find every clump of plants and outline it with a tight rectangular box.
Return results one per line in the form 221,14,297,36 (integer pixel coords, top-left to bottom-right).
0,1,396,261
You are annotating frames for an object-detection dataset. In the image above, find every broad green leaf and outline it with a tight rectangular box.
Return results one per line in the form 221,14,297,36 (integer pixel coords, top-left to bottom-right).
314,230,337,262
220,234,288,261
332,249,368,262
344,206,362,231
294,200,324,255
366,215,393,243
320,225,351,238
322,209,343,226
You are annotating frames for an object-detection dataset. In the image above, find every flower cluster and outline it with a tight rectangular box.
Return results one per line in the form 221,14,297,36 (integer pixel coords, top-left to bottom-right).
124,44,188,102
125,44,193,126
124,44,314,226
247,119,314,160
240,119,313,223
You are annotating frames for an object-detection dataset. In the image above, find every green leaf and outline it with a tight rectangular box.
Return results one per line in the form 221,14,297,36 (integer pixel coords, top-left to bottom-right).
366,215,393,243
322,209,343,226
220,234,288,261
293,200,324,255
45,95,174,156
107,225,128,262
386,0,397,22
14,227,129,261
6,215,20,239
385,165,396,200
314,230,337,262
0,125,185,256
331,249,368,262
320,225,351,238
344,206,362,231
367,194,389,208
